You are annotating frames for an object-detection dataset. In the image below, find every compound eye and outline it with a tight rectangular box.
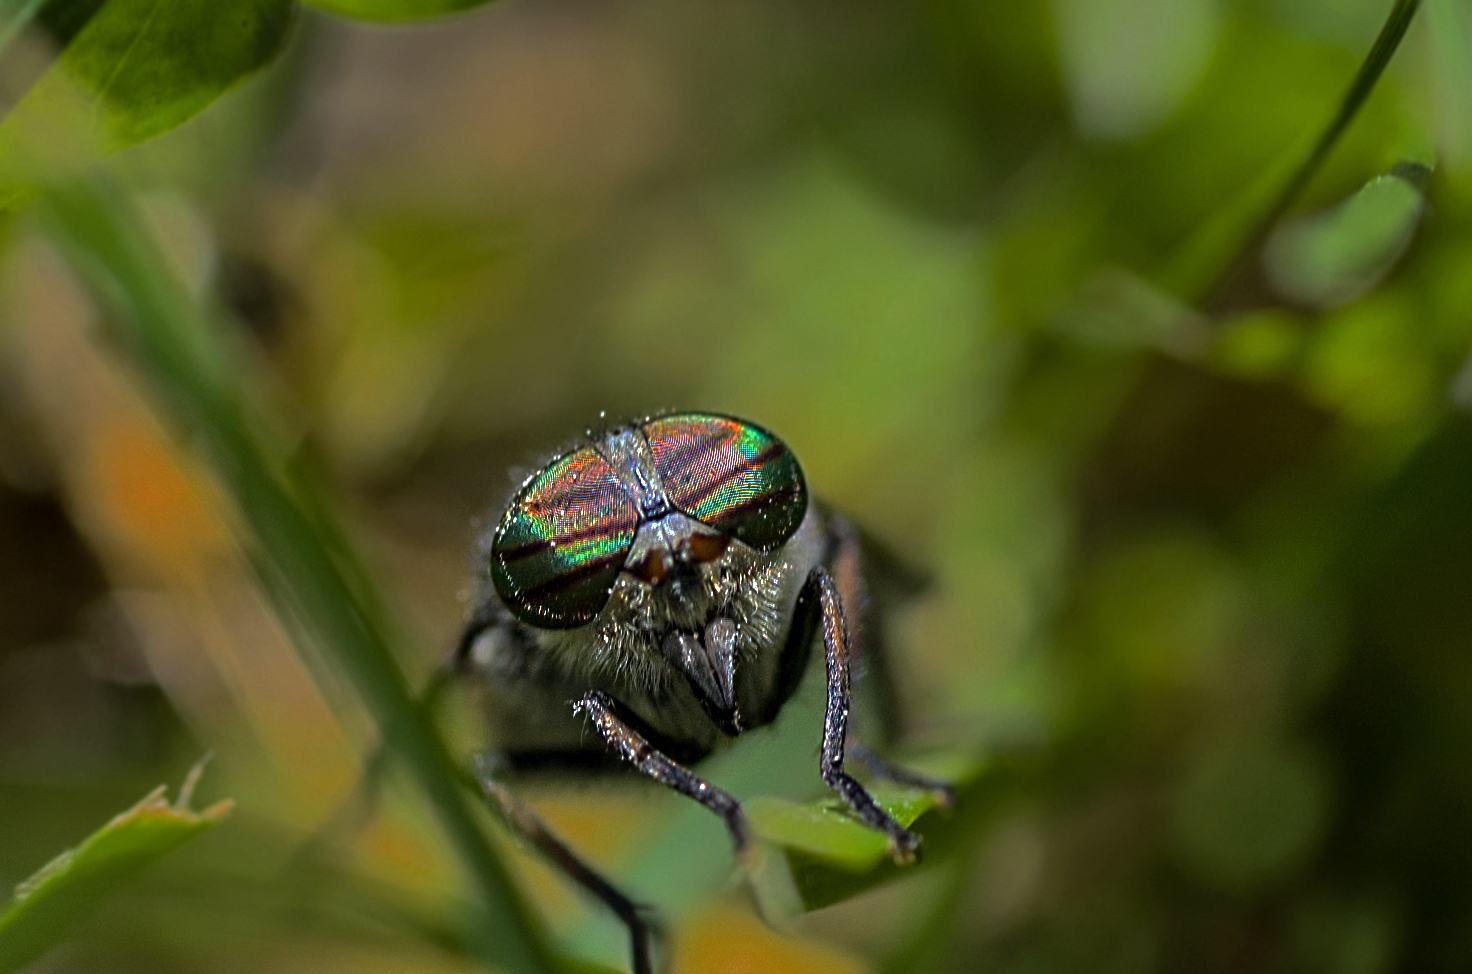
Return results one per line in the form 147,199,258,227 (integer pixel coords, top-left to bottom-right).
643,414,808,553
491,447,638,629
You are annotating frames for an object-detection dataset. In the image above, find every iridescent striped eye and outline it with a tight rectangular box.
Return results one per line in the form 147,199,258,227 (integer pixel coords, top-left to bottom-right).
491,447,638,629
643,414,807,552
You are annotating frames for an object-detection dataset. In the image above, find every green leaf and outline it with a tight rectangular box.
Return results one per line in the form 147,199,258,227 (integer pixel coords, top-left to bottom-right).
0,760,232,974
1263,162,1429,307
0,0,294,209
746,753,1007,913
299,0,498,22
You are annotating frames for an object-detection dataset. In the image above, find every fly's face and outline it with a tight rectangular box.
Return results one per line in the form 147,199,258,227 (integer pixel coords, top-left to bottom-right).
467,410,939,937
488,413,809,733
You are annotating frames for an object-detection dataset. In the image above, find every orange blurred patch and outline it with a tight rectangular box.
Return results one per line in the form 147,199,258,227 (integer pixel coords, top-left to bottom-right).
357,806,458,895
531,790,659,863
89,414,228,572
674,905,869,974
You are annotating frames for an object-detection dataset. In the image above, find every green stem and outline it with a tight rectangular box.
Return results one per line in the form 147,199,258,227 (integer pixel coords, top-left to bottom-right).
38,178,556,974
1201,0,1422,308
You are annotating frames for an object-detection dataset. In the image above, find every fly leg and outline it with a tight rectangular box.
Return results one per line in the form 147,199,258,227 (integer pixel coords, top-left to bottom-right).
821,510,952,837
294,607,496,866
472,755,657,974
810,567,923,864
575,691,751,858
846,739,956,808
822,510,901,742
344,603,499,825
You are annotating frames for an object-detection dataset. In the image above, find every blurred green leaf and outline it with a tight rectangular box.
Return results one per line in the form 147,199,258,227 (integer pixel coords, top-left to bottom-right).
1170,736,1331,891
0,761,231,974
1210,309,1305,379
1053,0,1221,140
1264,162,1429,307
1290,892,1400,974
299,0,499,21
1426,0,1472,170
0,0,294,208
1301,286,1432,426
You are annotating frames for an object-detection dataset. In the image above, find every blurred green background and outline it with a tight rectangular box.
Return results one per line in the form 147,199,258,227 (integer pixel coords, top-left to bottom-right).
2,0,1472,971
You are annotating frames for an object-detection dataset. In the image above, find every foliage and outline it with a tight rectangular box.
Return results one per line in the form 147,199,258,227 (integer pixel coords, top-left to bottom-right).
298,0,498,21
747,752,1006,913
0,761,229,973
0,0,504,208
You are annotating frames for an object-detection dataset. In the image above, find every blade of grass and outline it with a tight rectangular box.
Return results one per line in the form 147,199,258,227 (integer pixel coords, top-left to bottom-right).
1262,160,1429,307
36,177,556,974
0,759,231,973
1260,0,1421,227
1177,0,1422,310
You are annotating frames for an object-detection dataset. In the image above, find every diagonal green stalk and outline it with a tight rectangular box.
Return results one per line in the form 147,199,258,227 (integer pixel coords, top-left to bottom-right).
1192,0,1422,309
1262,0,1422,228
37,177,556,974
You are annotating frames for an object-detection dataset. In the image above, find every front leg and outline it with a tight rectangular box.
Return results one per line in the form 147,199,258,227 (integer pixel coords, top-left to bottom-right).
473,755,657,974
576,691,750,856
847,739,956,809
812,568,923,863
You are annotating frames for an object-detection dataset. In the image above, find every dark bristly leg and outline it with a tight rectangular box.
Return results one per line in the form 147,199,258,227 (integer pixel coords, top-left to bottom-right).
847,739,956,808
472,756,655,974
823,509,904,746
576,690,750,856
811,568,923,863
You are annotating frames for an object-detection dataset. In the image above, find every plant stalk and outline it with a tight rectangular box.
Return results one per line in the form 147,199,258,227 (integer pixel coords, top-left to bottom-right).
38,178,556,974
1201,0,1422,310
